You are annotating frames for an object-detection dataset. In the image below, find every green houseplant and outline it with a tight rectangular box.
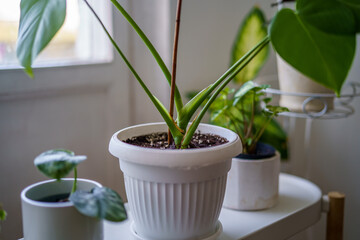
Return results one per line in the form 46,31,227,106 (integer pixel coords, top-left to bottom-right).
16,0,359,238
21,149,126,240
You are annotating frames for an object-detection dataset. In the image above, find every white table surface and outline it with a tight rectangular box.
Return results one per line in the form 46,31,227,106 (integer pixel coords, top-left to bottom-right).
104,173,322,240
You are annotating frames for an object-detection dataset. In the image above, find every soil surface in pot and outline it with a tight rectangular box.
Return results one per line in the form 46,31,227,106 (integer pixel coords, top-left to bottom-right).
37,193,70,203
124,132,228,149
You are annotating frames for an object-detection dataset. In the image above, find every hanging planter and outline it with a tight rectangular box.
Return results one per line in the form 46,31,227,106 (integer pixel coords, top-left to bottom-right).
109,122,241,240
276,55,334,113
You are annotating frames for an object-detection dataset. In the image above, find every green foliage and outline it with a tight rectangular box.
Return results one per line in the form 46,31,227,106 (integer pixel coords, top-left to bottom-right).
231,6,269,84
210,82,289,155
270,0,357,96
16,0,358,148
34,149,86,181
70,187,127,222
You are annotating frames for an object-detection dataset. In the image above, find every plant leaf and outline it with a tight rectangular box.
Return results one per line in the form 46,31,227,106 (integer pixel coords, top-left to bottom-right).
17,0,66,77
70,187,127,222
338,0,360,32
231,7,269,84
270,8,356,95
34,149,86,180
297,0,356,35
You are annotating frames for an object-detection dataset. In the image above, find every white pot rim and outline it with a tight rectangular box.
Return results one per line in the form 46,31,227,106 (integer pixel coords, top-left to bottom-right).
233,151,280,163
109,122,242,168
21,178,101,208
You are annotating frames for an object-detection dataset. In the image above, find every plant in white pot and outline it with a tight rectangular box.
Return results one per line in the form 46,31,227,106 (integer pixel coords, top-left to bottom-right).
16,0,358,239
209,82,288,210
271,0,359,112
21,149,127,240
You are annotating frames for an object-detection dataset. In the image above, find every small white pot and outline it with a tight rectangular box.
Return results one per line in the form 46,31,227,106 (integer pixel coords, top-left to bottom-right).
277,56,334,112
109,123,241,240
223,151,280,211
21,178,103,240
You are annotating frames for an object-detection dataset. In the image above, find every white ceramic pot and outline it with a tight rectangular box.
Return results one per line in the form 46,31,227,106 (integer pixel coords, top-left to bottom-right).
223,151,280,211
109,123,241,240
277,55,334,112
21,178,103,240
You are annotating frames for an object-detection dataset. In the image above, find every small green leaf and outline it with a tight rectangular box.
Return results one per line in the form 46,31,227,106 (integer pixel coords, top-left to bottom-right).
34,149,86,180
17,0,66,77
70,187,127,222
231,7,269,84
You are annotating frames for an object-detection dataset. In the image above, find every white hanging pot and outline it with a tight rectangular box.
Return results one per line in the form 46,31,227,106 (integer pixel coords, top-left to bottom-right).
109,122,241,240
21,178,103,240
223,144,280,211
277,55,334,113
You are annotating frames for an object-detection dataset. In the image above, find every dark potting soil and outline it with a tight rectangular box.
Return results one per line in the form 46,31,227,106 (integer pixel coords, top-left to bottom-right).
123,132,228,149
37,193,70,203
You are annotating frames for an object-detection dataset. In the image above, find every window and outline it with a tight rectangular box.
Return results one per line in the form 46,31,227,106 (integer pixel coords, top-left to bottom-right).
0,0,113,70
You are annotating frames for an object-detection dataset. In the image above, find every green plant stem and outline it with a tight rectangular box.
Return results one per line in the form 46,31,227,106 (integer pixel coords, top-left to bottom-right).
71,167,78,194
182,36,270,148
245,92,256,139
110,0,183,112
251,114,274,151
84,0,181,139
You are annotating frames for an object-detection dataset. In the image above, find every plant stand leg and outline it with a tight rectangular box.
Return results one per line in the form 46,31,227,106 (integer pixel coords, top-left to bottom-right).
325,192,345,240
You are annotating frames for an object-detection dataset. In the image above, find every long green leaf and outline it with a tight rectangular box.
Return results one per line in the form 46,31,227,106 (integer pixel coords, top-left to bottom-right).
83,1,180,139
231,7,269,84
16,0,66,77
270,8,356,95
110,0,183,111
182,37,270,148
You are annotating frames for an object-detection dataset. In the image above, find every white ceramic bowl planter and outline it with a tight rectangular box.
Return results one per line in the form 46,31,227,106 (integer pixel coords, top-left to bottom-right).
223,151,280,211
277,56,334,113
109,123,241,240
21,178,103,240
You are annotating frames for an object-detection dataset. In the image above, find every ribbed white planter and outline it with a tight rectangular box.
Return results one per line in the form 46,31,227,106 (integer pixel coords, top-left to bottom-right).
21,178,103,240
223,152,280,211
277,55,334,112
109,123,241,240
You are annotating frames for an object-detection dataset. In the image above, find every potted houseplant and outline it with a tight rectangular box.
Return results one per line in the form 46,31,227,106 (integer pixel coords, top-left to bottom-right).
209,82,288,210
16,0,358,238
21,149,127,240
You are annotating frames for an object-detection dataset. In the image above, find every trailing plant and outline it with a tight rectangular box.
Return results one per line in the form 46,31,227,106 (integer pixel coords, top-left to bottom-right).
34,149,127,222
210,82,289,155
16,0,359,149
